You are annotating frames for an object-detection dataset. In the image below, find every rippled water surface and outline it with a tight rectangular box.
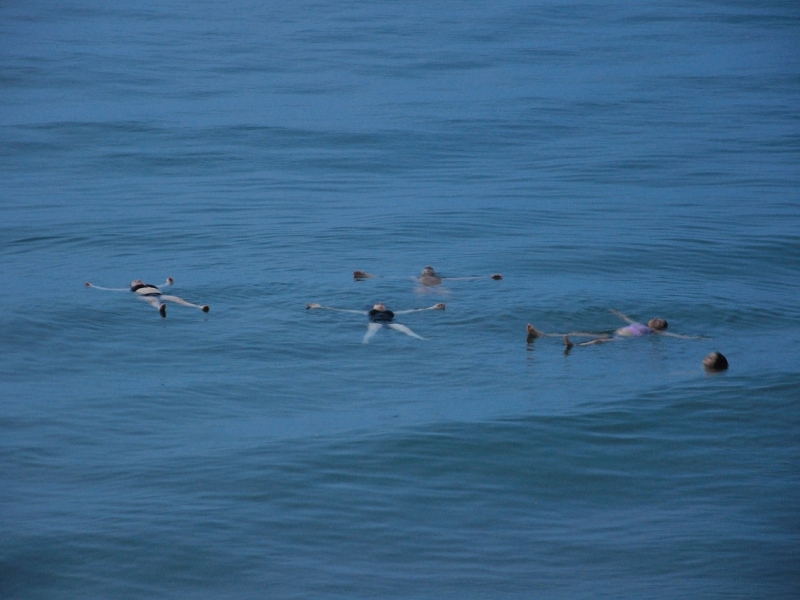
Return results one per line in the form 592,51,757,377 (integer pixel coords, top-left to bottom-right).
2,1,799,598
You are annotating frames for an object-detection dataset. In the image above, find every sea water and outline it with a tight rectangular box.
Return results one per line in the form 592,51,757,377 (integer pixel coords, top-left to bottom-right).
1,1,799,598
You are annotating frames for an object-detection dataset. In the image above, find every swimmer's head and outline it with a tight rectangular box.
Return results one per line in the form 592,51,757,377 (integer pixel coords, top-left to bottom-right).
703,351,729,372
421,266,437,277
130,279,144,289
647,318,668,331
373,302,387,311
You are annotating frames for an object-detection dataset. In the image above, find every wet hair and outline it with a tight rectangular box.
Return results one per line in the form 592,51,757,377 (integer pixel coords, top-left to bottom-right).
647,318,668,331
703,352,729,372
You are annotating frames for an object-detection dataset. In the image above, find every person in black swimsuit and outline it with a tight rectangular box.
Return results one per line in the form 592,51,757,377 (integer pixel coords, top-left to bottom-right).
306,301,445,343
368,303,395,323
86,278,209,317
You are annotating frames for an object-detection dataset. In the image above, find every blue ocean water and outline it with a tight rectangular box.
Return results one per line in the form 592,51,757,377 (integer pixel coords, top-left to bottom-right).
2,1,799,598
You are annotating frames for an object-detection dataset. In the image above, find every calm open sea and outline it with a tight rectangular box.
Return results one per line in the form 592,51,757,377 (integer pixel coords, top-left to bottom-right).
2,1,799,598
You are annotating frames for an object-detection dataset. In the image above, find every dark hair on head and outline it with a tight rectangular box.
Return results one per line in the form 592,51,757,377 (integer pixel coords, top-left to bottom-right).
703,351,729,371
648,318,668,330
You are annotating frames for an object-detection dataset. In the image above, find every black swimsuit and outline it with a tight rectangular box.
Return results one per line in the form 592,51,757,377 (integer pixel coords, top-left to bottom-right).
131,283,161,296
368,309,394,323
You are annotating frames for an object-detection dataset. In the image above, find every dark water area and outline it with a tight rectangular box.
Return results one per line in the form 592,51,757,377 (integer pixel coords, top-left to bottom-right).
2,1,799,598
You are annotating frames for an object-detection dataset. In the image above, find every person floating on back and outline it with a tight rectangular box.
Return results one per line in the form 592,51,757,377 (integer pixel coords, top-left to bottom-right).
562,310,700,347
307,301,445,343
85,278,209,318
353,265,502,288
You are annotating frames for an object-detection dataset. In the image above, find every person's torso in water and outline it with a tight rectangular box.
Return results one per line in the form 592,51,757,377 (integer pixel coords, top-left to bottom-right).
616,322,652,337
130,281,161,296
369,309,394,323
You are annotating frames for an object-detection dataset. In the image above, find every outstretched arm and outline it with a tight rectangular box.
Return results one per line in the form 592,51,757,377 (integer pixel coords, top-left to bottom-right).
611,309,637,325
306,303,368,316
658,331,707,339
85,282,129,292
86,277,173,292
393,303,446,315
442,274,503,281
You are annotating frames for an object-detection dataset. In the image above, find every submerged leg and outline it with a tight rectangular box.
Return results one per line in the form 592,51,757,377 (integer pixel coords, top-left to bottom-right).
578,337,615,347
363,322,383,344
387,322,424,340
160,294,210,312
140,295,166,317
528,323,608,339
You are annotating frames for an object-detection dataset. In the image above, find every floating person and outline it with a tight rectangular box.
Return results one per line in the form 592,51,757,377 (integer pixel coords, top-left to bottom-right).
306,301,445,343
417,265,502,287
353,265,502,287
564,310,699,347
418,265,444,287
703,351,729,372
85,278,209,318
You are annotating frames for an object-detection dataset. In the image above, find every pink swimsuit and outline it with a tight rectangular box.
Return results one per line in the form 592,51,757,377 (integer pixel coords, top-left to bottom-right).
616,322,653,337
